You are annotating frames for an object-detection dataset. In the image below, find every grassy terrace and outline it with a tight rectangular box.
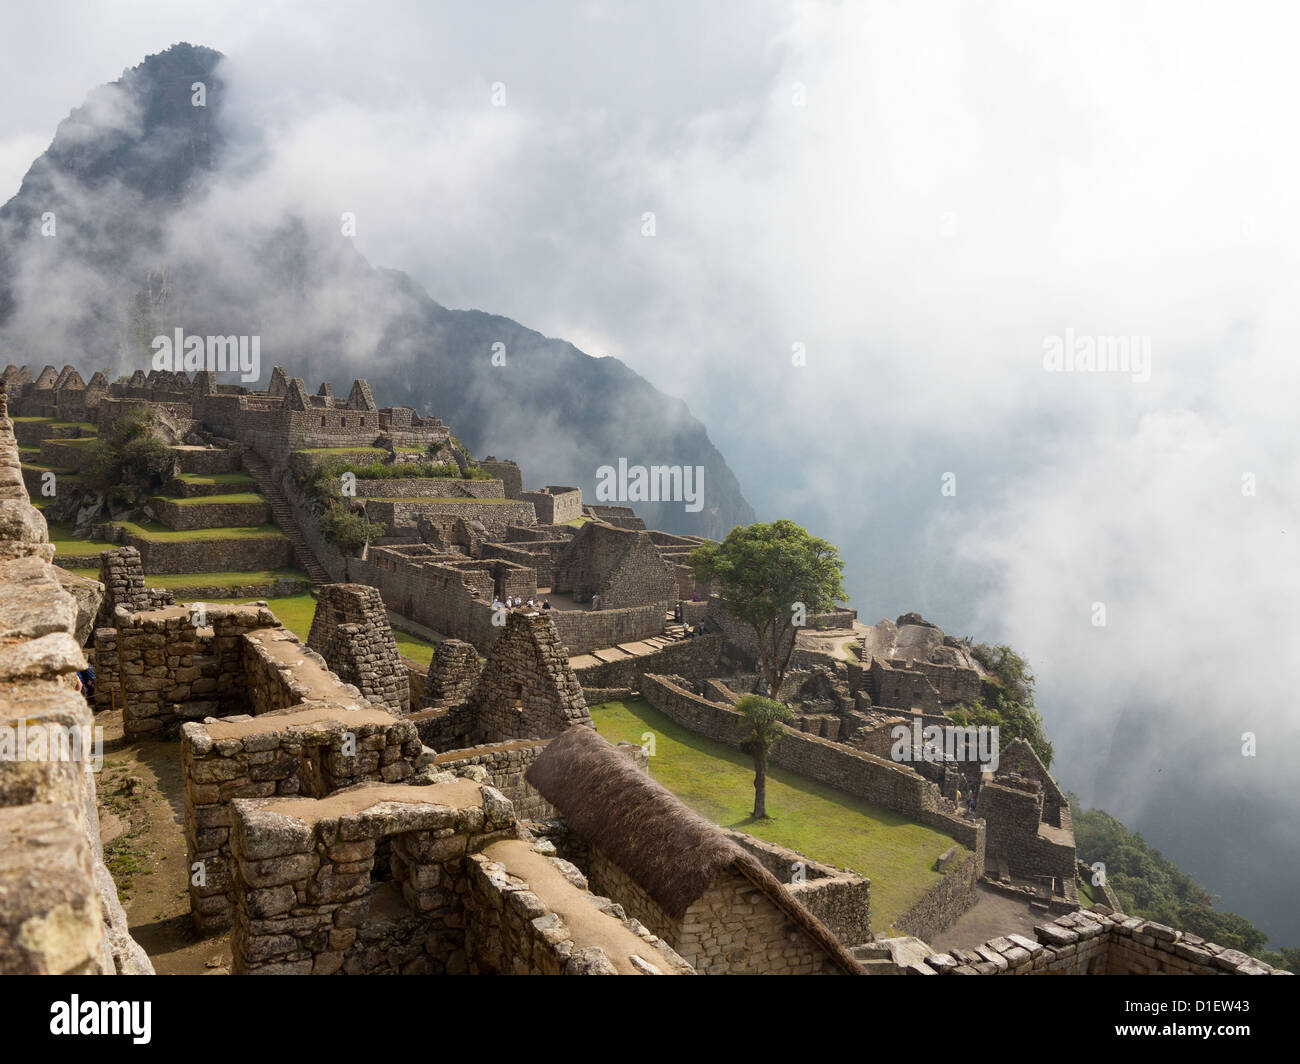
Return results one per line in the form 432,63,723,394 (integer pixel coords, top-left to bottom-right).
46,521,117,558
62,567,310,587
13,417,98,433
296,446,388,455
364,496,514,504
113,521,285,541
588,698,969,933
156,492,264,506
50,436,99,447
172,472,256,487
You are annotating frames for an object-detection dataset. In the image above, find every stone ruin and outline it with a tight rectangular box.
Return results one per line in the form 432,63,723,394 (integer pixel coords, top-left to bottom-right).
0,386,151,973
307,583,410,716
2,362,1288,978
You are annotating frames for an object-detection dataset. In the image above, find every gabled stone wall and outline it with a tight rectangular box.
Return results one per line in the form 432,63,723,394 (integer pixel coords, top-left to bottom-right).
307,583,410,716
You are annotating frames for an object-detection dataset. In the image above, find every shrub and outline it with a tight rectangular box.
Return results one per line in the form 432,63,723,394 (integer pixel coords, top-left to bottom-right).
318,499,386,553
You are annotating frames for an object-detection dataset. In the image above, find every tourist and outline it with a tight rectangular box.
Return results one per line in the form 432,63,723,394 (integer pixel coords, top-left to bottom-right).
591,592,601,611
542,599,551,611
492,597,503,610
673,601,683,623
691,588,700,602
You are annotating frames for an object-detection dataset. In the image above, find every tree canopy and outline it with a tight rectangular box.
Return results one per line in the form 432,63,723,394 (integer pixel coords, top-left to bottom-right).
691,519,847,697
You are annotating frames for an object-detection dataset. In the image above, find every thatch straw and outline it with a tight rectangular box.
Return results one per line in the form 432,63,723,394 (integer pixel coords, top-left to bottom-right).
526,725,860,974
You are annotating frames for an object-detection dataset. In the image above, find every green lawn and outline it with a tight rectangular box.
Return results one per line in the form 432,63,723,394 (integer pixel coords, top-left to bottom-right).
113,520,286,542
245,593,436,665
588,698,968,934
156,492,264,506
1077,878,1100,907
51,436,99,447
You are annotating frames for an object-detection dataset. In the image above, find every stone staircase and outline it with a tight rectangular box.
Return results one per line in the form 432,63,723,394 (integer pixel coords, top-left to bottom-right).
239,448,332,585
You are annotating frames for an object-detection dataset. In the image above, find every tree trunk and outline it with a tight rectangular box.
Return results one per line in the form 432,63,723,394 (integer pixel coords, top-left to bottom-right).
752,747,768,819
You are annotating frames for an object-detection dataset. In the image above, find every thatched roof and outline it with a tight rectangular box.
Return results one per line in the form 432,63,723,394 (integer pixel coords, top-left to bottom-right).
526,726,861,974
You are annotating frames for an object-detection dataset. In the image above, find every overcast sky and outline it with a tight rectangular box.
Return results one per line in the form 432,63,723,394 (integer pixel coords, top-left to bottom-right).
3,0,1297,942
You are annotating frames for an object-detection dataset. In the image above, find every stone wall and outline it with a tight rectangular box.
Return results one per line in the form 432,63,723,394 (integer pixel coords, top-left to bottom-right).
519,486,582,525
421,639,481,708
115,604,259,738
352,476,506,499
573,634,723,691
723,830,872,948
181,705,421,933
465,842,692,975
554,522,677,609
467,612,592,744
363,498,536,538
910,906,1289,976
119,528,293,574
0,387,151,974
895,848,981,941
550,602,668,656
476,459,523,499
977,776,1076,892
151,496,269,531
94,545,173,625
432,740,554,820
228,780,510,974
307,583,410,716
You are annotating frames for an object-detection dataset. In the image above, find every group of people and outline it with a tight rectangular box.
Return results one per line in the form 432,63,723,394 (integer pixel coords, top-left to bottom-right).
492,595,551,612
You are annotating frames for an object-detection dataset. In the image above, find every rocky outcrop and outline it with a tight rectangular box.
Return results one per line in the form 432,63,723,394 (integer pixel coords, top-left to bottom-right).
0,385,152,974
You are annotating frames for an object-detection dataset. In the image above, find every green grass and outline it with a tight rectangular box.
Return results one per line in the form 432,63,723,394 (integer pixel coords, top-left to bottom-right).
20,463,77,475
45,522,117,559
588,699,968,933
49,436,99,447
218,592,437,666
147,569,310,589
13,418,96,431
296,446,389,455
156,492,264,506
172,471,256,487
114,520,286,542
393,630,436,667
1077,878,1100,907
563,516,591,527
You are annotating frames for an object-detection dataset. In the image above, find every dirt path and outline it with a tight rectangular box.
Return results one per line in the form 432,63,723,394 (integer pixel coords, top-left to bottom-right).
96,709,230,975
927,883,1046,954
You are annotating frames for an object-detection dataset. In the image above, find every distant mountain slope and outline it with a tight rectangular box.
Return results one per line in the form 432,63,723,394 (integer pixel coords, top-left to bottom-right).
0,43,754,537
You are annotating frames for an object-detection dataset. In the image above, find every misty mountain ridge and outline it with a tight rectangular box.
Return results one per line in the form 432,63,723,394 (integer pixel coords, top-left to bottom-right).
0,42,754,537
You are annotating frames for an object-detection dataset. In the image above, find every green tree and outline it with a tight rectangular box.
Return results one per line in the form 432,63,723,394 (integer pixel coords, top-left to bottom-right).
953,643,1054,768
691,519,847,698
735,694,793,820
83,410,174,501
319,499,385,554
